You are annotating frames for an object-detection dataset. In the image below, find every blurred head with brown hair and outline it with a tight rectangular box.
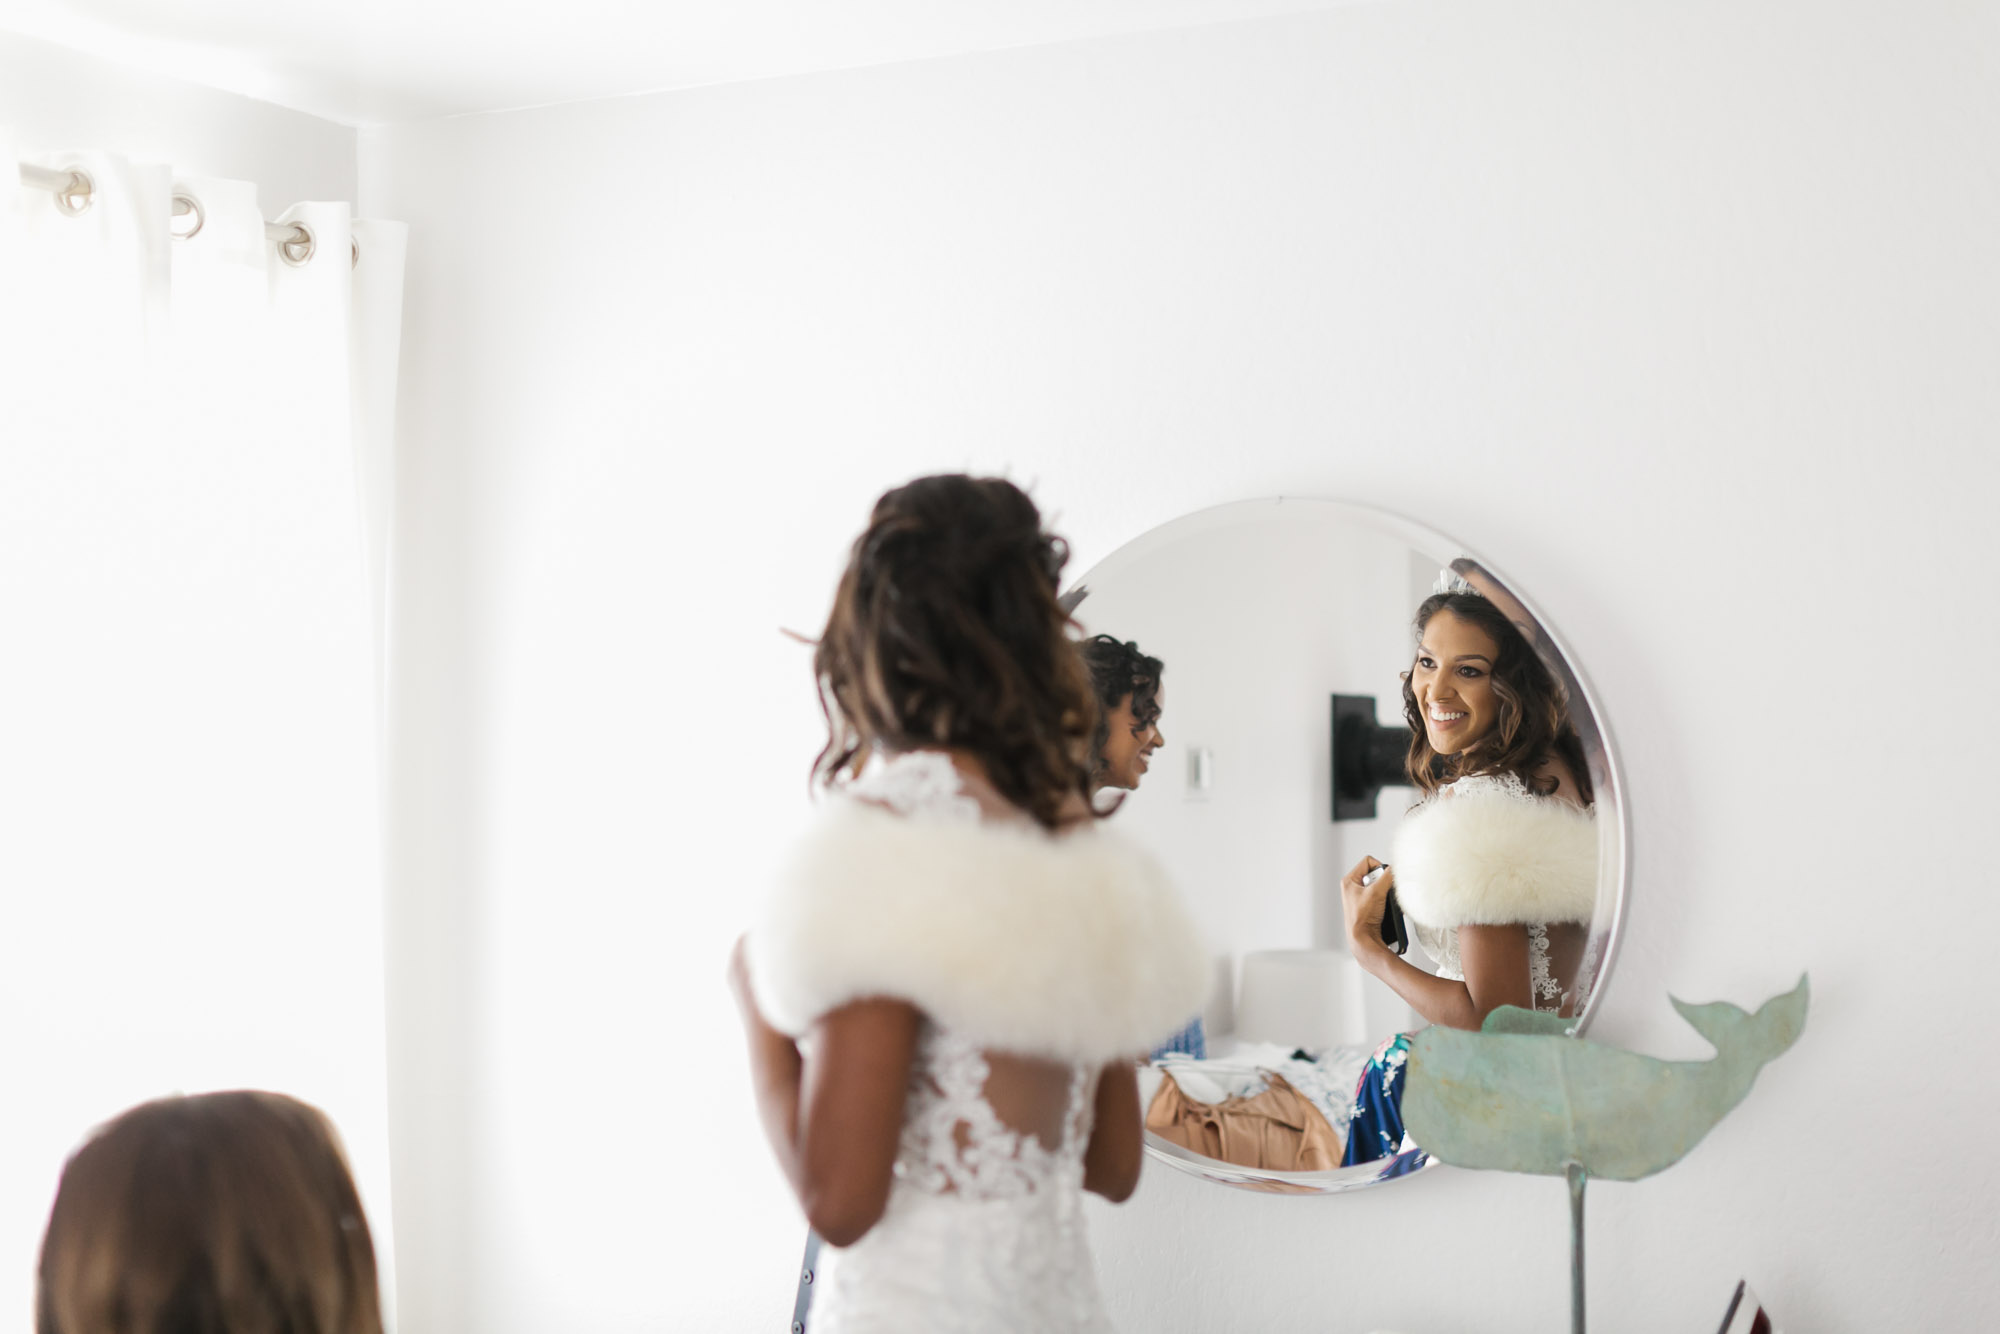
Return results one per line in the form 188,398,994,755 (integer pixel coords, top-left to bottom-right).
37,1090,383,1334
813,474,1097,830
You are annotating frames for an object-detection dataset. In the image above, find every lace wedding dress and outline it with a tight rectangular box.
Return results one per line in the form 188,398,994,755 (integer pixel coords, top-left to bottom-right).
808,752,1117,1334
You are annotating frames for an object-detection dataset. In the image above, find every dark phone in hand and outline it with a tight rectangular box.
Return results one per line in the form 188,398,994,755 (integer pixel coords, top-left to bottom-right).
1368,872,1416,956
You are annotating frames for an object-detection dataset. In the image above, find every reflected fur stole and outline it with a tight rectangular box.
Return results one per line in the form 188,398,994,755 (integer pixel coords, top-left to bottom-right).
1390,786,1598,929
747,799,1209,1064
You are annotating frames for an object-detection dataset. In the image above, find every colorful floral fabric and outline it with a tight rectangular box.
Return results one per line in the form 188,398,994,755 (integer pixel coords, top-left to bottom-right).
1341,1032,1413,1166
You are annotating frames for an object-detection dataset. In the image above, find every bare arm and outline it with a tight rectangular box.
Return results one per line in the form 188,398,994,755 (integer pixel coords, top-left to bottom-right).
1340,859,1534,1031
1081,1061,1143,1202
729,938,921,1245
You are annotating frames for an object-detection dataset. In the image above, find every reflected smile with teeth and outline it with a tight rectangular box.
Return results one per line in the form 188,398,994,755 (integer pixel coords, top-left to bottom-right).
1427,705,1468,738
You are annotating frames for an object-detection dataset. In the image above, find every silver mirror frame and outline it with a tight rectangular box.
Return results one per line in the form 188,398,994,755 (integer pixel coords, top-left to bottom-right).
1069,497,1631,1195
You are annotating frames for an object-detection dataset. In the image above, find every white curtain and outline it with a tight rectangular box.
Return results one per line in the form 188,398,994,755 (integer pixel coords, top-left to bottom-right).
0,138,406,1326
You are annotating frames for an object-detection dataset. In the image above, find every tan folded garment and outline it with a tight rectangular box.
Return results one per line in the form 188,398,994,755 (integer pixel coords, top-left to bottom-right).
1146,1070,1343,1171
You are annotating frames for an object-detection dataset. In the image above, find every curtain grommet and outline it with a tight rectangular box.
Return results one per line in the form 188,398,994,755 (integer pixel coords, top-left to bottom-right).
171,192,205,241
53,169,94,216
278,223,315,267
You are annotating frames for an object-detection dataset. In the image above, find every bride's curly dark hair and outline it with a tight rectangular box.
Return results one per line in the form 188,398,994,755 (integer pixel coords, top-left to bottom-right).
812,475,1098,831
1401,591,1593,806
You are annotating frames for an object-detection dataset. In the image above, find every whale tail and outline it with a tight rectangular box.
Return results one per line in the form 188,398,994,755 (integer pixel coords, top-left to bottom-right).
1672,974,1809,1058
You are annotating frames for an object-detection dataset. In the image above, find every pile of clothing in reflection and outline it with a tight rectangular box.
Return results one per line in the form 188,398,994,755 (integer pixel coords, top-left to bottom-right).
1139,1029,1374,1173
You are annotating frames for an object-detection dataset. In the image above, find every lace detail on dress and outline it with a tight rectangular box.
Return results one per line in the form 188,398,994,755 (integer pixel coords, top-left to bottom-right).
1526,924,1560,1004
1444,770,1531,800
895,1029,1094,1200
815,1028,1113,1334
1413,919,1463,981
846,749,983,823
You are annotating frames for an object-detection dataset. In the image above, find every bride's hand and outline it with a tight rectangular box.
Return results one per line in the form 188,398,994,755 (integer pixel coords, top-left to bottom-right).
1341,857,1393,961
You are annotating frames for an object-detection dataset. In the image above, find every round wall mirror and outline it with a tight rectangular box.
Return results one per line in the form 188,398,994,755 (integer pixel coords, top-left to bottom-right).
1067,498,1628,1193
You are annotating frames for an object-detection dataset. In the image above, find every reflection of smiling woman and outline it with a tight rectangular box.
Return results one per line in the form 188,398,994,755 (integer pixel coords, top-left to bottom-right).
1078,635,1164,793
1340,575,1597,1163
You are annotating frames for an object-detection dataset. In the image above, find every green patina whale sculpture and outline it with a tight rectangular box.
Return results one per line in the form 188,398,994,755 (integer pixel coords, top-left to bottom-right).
1403,975,1809,1180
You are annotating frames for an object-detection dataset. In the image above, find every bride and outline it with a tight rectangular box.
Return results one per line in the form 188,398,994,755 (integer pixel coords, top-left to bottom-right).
1339,571,1598,1164
729,475,1207,1333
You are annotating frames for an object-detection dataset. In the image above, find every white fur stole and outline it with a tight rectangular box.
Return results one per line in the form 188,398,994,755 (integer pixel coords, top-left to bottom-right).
1390,786,1598,929
746,799,1210,1064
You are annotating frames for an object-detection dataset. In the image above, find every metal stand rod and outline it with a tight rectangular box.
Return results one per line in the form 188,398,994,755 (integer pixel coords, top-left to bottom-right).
789,1230,822,1333
1566,1163,1587,1334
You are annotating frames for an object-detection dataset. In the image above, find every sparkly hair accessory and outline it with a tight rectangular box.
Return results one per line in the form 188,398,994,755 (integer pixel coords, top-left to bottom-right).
1431,567,1483,598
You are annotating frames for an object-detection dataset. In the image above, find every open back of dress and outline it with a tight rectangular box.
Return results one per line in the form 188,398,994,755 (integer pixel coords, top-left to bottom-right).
809,752,1116,1334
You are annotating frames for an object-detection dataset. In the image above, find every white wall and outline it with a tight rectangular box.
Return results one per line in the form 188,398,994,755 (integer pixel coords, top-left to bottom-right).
0,31,354,208
363,1,2000,1330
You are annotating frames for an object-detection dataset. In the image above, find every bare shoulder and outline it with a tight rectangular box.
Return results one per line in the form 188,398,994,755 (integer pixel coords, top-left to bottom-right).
812,996,925,1058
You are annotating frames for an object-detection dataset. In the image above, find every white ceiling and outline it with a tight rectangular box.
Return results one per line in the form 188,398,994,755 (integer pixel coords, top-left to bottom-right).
2,0,1358,126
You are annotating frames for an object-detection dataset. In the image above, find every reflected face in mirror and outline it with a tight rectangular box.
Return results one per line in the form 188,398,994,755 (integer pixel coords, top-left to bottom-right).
1411,610,1500,757
1101,686,1165,790
1079,634,1164,793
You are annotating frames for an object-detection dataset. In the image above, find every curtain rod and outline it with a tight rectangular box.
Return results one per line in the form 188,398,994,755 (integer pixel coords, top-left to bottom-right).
17,160,337,265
